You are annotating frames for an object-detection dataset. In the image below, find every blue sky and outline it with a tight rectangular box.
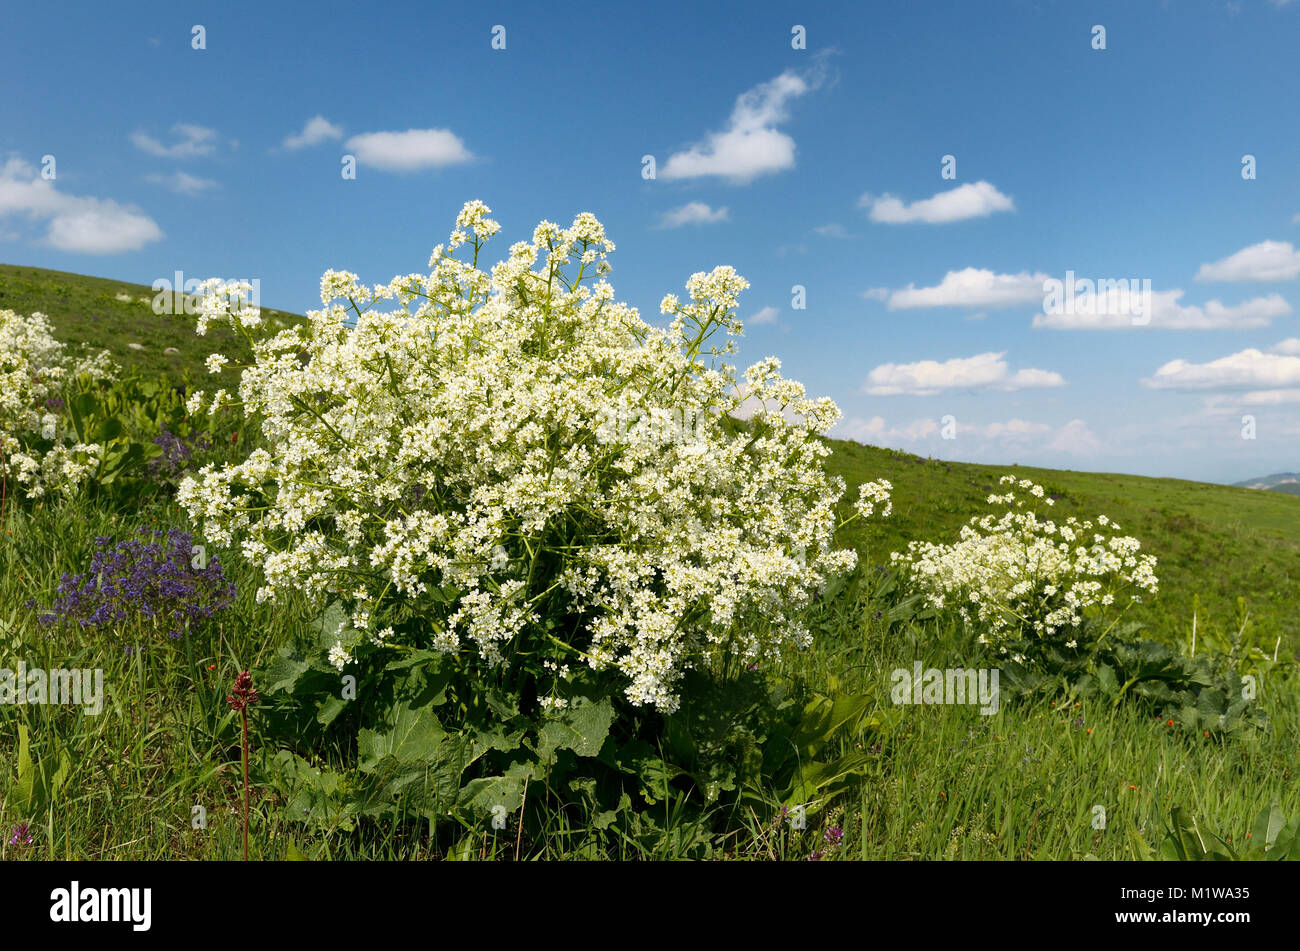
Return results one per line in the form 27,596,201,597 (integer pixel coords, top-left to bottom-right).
4,0,1300,483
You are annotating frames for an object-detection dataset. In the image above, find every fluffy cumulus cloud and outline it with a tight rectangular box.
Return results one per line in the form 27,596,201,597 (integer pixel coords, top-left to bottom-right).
1196,240,1300,282
863,351,1065,396
283,115,344,150
660,62,827,184
859,181,1015,224
344,129,473,171
875,268,1051,310
1143,345,1300,392
658,202,729,228
144,171,218,195
1045,418,1102,454
0,156,163,254
130,123,220,158
1033,287,1289,330
1273,338,1300,355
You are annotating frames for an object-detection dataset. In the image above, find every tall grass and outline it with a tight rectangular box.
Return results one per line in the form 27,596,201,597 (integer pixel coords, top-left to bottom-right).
1,485,1295,860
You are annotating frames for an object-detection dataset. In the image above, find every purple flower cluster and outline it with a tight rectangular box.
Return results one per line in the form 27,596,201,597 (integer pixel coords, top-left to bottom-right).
9,823,33,847
146,429,210,481
31,528,235,638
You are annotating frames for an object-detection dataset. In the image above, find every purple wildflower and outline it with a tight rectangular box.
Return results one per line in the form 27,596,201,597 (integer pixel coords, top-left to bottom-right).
9,823,32,847
30,528,235,639
146,429,211,481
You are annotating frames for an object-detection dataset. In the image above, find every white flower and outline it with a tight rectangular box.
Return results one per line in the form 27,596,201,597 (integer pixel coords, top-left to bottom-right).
891,475,1157,653
176,201,887,712
328,641,352,670
0,309,116,499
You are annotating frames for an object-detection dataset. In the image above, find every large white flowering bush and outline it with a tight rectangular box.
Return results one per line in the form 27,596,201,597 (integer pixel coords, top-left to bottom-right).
0,309,115,500
890,476,1158,660
179,201,889,712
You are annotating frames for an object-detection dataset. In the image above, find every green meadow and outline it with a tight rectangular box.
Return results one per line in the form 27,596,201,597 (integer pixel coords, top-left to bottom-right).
1,267,1296,861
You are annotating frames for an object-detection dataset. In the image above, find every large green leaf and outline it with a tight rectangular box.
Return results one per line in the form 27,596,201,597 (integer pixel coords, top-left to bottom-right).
358,701,446,769
535,696,615,762
457,760,540,816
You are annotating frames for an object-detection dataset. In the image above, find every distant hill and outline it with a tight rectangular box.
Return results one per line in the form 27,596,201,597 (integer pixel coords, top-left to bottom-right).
1235,472,1300,494
0,263,303,388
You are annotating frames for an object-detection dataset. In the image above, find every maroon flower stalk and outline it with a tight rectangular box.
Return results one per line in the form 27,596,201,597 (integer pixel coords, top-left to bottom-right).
226,670,259,861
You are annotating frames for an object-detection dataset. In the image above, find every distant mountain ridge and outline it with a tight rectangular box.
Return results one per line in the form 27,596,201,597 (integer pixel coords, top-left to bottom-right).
1235,472,1300,494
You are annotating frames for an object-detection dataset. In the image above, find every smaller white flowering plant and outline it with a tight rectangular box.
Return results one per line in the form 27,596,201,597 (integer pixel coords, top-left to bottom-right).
0,309,116,500
890,475,1158,665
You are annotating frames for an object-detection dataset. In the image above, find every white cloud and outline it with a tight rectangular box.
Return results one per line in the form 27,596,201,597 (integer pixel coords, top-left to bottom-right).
1045,418,1102,454
882,267,1051,310
859,181,1015,224
1196,240,1300,282
0,157,163,254
836,416,939,444
344,129,473,171
660,63,826,184
813,223,852,238
130,123,219,158
1034,289,1289,329
747,306,779,326
864,351,1065,396
861,287,890,302
283,115,344,150
1239,389,1300,404
658,202,729,228
144,171,218,195
834,415,1096,455
1272,338,1300,355
1143,346,1300,391
980,418,1053,442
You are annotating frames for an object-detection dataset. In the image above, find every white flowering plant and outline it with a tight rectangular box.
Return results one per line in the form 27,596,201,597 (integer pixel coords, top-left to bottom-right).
180,200,891,824
0,309,116,501
890,476,1158,665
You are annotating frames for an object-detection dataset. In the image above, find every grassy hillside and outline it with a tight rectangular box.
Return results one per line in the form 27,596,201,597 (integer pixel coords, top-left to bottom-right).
827,439,1300,657
0,263,302,388
6,264,1294,655
2,266,1297,861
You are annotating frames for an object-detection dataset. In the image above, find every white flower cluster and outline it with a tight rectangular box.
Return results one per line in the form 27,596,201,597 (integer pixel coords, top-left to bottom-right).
890,476,1158,650
0,309,115,499
178,201,889,711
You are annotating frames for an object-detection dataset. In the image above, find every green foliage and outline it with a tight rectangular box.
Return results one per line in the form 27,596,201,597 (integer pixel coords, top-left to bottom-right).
1160,801,1300,860
992,621,1270,737
60,370,248,505
252,601,888,848
9,723,72,817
